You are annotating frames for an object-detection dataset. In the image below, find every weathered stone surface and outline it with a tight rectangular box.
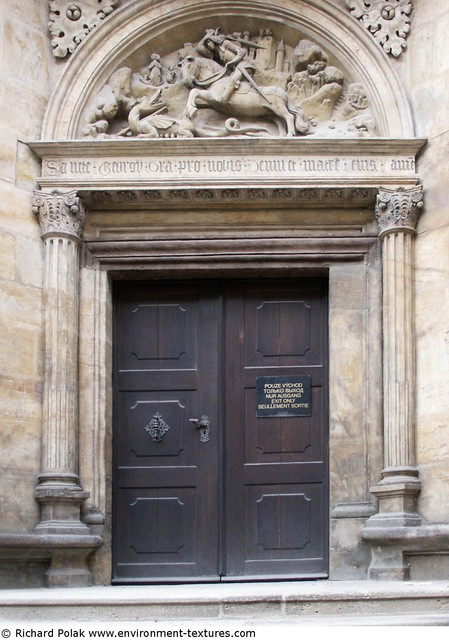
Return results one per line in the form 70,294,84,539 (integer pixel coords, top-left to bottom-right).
330,518,372,580
0,231,16,281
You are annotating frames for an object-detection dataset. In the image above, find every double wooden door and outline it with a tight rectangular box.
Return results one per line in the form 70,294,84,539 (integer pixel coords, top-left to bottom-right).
112,278,328,583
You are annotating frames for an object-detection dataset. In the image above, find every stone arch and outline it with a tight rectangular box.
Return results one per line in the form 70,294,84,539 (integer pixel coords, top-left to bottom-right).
42,0,414,140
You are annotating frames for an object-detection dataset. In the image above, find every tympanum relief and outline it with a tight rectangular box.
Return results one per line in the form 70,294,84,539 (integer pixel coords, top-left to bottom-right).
82,28,377,140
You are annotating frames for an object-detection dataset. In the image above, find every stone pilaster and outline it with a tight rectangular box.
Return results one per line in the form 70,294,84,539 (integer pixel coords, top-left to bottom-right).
32,191,89,536
361,186,424,579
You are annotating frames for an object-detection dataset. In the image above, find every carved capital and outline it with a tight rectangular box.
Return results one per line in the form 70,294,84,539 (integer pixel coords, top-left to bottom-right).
33,190,85,240
375,186,423,238
346,0,413,57
48,0,119,58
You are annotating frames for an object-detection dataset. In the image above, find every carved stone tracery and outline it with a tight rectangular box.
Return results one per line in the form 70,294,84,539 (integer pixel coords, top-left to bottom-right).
48,0,120,58
82,28,377,140
346,0,413,57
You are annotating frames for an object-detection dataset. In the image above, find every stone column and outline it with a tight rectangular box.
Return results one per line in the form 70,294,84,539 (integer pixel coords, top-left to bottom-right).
361,185,424,579
32,190,90,536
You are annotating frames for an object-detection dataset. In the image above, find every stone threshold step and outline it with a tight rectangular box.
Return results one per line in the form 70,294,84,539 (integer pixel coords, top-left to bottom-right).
1,581,449,622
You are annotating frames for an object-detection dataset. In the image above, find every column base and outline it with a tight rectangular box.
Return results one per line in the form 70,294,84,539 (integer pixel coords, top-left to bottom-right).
366,546,410,580
34,473,91,536
369,467,422,521
0,533,103,588
361,467,423,579
45,545,98,587
361,524,449,580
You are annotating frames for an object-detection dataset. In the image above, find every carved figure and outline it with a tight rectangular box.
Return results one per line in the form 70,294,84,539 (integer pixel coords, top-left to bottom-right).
82,62,184,138
80,27,377,139
180,54,309,137
147,54,164,86
118,97,195,138
195,29,259,104
338,83,377,135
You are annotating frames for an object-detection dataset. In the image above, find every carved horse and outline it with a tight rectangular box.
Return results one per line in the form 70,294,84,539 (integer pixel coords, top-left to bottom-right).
179,55,310,137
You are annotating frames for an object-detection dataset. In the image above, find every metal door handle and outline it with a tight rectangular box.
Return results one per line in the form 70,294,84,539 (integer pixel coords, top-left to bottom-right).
189,415,211,443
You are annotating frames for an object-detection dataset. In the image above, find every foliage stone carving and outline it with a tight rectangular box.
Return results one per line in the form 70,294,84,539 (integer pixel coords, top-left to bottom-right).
375,186,424,237
32,190,85,239
346,0,413,57
48,0,119,58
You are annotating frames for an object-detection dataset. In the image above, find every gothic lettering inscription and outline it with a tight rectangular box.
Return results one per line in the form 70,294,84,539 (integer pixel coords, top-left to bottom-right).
42,154,416,184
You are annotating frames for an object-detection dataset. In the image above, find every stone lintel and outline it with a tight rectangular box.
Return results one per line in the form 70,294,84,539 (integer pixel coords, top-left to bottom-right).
29,138,426,193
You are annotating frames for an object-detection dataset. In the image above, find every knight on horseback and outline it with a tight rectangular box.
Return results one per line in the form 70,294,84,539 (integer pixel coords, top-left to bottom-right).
196,28,263,104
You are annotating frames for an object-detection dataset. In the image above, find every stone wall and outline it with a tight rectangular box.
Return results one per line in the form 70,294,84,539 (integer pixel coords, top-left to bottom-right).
0,0,53,536
403,1,449,525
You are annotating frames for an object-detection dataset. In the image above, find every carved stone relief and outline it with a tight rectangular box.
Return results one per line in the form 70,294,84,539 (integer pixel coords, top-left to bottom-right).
375,186,424,236
85,187,375,209
346,0,413,57
82,27,377,139
48,0,120,58
32,189,85,239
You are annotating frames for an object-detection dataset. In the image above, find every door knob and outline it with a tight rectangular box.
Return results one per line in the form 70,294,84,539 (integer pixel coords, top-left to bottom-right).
189,415,211,443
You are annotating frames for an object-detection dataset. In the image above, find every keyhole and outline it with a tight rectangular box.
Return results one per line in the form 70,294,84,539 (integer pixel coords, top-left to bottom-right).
381,5,396,20
66,4,82,20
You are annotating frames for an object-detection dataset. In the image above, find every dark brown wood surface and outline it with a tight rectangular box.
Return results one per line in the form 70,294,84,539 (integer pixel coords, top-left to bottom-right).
112,278,328,583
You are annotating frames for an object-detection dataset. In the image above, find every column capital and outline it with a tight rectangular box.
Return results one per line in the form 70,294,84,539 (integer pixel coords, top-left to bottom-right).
375,186,424,239
32,190,85,240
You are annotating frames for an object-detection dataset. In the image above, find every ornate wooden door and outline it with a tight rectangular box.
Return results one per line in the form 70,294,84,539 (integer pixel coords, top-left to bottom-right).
112,278,328,583
224,279,328,579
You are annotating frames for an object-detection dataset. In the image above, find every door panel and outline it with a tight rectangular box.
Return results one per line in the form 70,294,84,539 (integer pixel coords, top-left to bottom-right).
113,281,221,582
224,279,328,578
113,278,328,583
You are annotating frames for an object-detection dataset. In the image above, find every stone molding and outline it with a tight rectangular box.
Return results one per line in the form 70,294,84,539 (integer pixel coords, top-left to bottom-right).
85,186,376,209
32,190,86,240
48,0,119,58
29,138,425,193
361,524,449,580
375,185,424,238
345,0,413,57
